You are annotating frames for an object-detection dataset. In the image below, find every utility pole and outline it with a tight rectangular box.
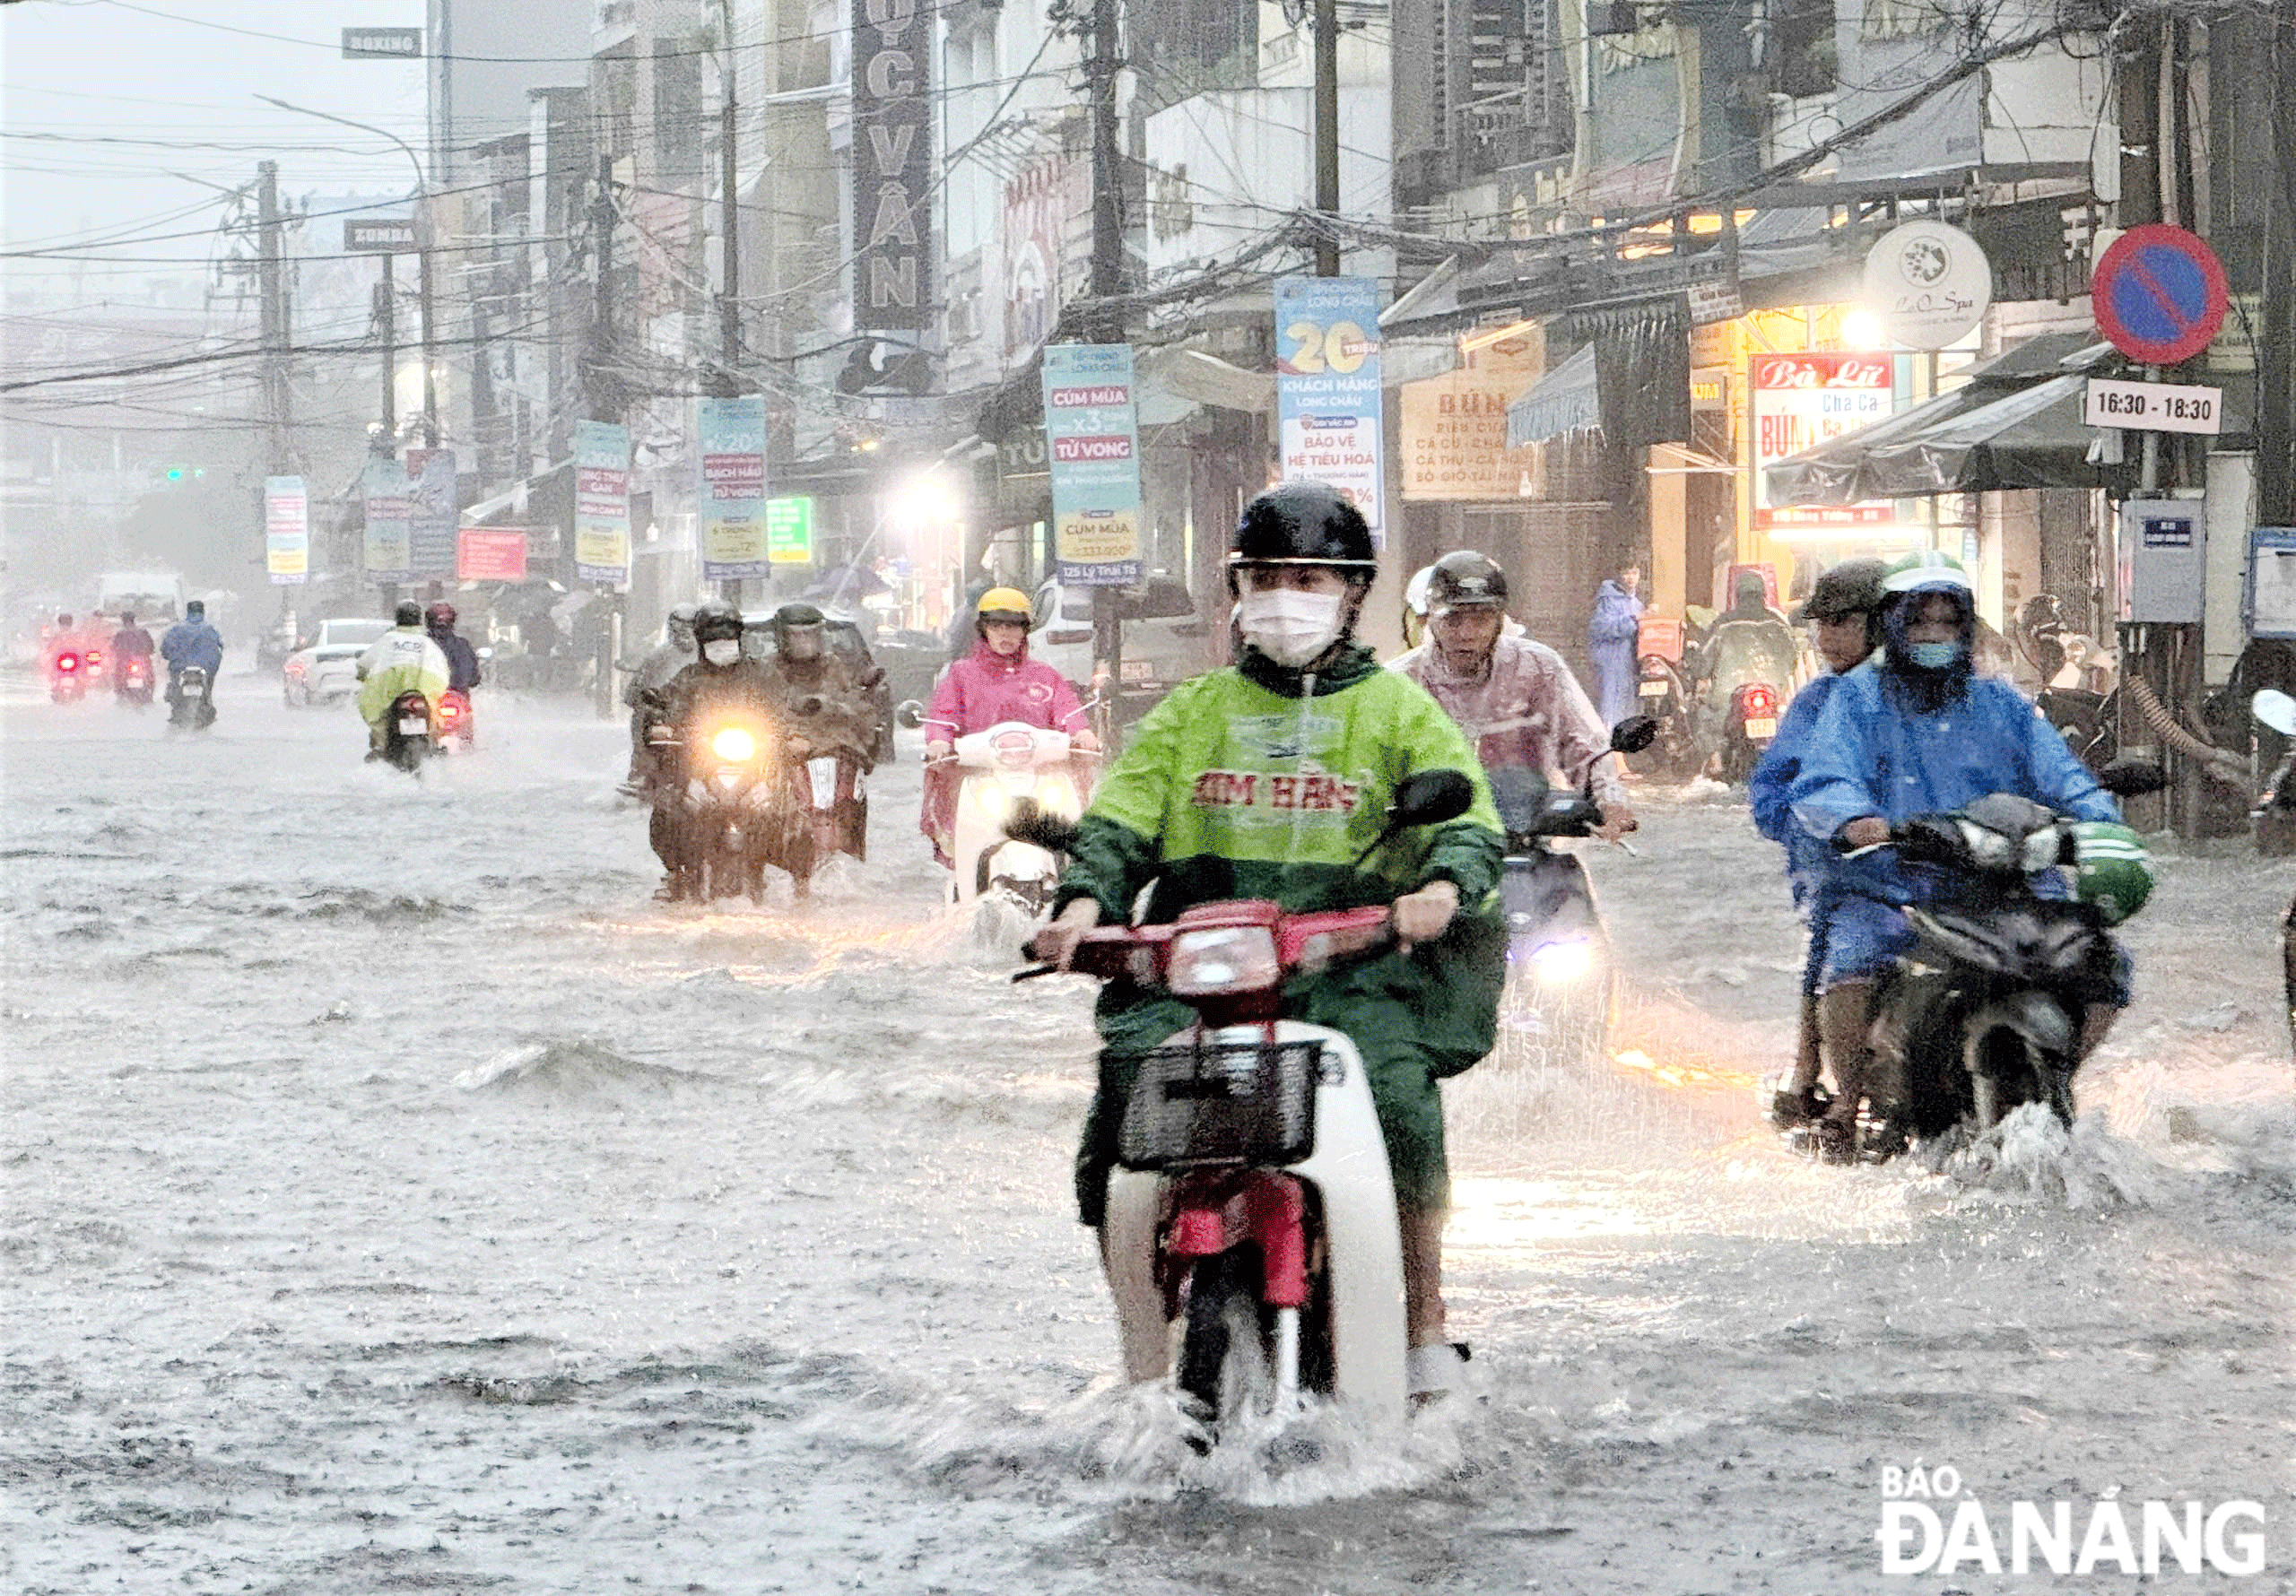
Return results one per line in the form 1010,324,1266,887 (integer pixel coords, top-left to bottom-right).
1313,0,1340,276
718,0,743,381
257,160,291,475
418,234,440,447
1084,0,1126,706
375,255,397,443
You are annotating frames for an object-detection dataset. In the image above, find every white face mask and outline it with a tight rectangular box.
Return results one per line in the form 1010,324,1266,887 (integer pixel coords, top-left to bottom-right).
1238,588,1345,668
702,638,741,665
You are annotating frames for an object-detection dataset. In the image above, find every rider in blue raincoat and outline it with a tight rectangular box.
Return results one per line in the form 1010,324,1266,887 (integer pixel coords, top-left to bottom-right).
1787,552,2123,1159
1747,558,1886,1127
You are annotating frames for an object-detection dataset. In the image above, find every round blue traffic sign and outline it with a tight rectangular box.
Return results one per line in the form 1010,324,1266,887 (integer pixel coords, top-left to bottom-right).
2092,224,2229,366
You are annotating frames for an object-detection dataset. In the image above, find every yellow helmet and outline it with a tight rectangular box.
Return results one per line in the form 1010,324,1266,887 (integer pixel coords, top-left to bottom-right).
977,586,1032,625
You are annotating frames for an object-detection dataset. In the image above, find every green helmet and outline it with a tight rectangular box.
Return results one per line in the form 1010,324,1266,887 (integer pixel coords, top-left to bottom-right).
2069,821,2153,924
1882,549,1974,596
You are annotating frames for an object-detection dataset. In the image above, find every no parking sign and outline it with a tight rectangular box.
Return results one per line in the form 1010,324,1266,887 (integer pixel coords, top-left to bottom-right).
2091,225,2228,366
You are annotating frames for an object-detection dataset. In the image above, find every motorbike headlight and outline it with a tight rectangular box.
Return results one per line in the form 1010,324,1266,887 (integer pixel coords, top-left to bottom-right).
974,782,1010,820
1166,925,1282,997
1036,775,1077,816
1527,936,1596,982
711,726,757,762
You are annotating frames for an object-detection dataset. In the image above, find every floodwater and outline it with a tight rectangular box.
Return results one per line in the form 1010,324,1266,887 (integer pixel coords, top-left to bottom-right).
4,672,2291,1593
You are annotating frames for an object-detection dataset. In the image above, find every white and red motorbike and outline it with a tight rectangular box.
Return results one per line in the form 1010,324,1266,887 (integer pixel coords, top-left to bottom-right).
1015,770,1474,1438
947,721,1086,913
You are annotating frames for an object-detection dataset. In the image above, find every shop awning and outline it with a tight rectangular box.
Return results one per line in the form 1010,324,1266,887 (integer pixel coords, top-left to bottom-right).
1761,335,2128,505
1505,344,1600,447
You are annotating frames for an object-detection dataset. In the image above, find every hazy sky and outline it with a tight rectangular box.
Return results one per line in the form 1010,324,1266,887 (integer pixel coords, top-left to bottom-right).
3,0,431,299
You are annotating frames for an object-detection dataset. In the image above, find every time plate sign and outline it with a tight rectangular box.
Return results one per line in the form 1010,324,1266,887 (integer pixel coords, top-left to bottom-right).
2083,377,2222,435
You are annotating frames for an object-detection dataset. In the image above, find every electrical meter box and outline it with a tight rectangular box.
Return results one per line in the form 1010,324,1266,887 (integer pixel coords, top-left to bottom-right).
2246,528,2296,640
2118,499,2205,623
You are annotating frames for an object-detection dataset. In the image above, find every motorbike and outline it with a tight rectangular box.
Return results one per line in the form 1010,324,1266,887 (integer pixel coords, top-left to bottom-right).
49,651,87,704
1627,653,1696,777
82,646,107,690
799,747,868,864
433,689,475,751
1717,681,1782,784
1014,770,1474,1437
167,666,215,731
1487,716,1655,1066
2249,690,2296,1055
115,654,154,707
378,690,433,770
641,698,812,901
947,721,1087,914
1835,763,2164,1157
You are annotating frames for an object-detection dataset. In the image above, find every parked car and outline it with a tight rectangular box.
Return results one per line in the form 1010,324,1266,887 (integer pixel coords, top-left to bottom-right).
282,618,392,707
1029,576,1213,737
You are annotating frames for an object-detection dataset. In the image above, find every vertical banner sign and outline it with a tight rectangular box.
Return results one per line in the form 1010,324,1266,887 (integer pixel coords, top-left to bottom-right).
265,475,309,585
457,529,529,582
766,496,816,564
850,0,931,334
697,395,770,579
1749,353,1900,529
1040,343,1144,585
404,447,459,577
362,456,413,580
574,420,632,584
1274,276,1385,539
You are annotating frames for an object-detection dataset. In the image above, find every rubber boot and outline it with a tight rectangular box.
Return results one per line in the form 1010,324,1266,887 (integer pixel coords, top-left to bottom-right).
1814,981,1875,1164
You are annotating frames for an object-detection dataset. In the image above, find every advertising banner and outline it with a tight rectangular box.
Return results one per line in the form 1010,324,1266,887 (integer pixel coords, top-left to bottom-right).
850,0,931,335
1749,353,1900,531
1040,343,1143,586
1274,276,1384,538
574,420,632,584
766,496,815,565
697,395,770,580
457,529,529,583
404,447,458,577
265,475,309,585
362,456,413,579
1400,328,1544,502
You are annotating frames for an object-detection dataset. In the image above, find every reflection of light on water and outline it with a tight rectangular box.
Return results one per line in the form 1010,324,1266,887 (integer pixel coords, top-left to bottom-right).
1446,1176,1660,1248
1610,1047,1760,1092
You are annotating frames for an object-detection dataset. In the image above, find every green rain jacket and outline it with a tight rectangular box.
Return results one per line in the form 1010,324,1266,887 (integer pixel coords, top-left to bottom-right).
355,627,451,727
1055,644,1507,1225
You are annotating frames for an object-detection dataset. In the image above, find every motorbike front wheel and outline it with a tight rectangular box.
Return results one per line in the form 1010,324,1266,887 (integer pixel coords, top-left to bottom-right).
1177,1248,1270,1435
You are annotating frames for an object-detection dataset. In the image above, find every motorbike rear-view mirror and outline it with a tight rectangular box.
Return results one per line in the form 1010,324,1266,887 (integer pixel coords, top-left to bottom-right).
1609,715,1658,755
1389,768,1475,829
2253,689,2296,738
895,698,925,730
2096,760,2170,797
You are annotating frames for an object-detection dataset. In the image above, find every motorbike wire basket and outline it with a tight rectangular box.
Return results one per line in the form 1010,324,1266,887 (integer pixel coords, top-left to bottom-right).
1117,1038,1325,1171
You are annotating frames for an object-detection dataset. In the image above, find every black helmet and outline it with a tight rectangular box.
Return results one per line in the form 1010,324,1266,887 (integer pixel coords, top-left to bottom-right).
1795,558,1887,624
1228,481,1377,588
395,601,422,627
771,602,827,659
1426,550,1508,612
691,600,744,646
424,601,457,630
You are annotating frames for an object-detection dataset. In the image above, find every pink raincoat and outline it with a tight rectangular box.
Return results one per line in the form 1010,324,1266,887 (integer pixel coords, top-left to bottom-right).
1391,633,1624,808
919,638,1089,859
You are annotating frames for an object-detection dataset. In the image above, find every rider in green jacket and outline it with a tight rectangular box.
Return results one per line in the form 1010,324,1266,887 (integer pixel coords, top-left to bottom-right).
1034,481,1506,1394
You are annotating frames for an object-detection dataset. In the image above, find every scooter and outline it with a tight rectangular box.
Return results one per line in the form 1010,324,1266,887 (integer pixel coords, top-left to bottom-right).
1014,771,1474,1437
2249,690,2296,1055
49,651,87,704
1487,716,1655,1066
378,690,433,771
1718,681,1782,784
115,655,155,707
1837,763,2163,1155
433,688,474,750
642,702,812,901
947,721,1085,913
1628,654,1696,777
167,666,215,730
800,749,868,864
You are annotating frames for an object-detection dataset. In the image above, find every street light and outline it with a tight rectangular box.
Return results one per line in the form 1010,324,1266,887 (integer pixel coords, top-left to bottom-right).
257,94,439,447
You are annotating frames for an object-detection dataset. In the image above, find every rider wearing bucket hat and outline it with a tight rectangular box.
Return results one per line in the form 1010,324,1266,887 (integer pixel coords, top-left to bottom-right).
1032,481,1507,1396
918,586,1100,864
1787,551,2142,1159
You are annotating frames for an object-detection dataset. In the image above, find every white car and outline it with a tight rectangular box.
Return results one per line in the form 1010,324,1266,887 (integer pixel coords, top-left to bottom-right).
282,618,392,707
1029,576,1213,729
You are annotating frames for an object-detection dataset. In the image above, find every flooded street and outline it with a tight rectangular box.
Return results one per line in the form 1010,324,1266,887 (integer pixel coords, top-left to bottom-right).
5,674,2292,1593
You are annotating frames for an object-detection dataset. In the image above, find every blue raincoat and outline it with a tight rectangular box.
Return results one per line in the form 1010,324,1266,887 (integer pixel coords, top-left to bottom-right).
1587,578,1644,727
1787,658,2120,987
